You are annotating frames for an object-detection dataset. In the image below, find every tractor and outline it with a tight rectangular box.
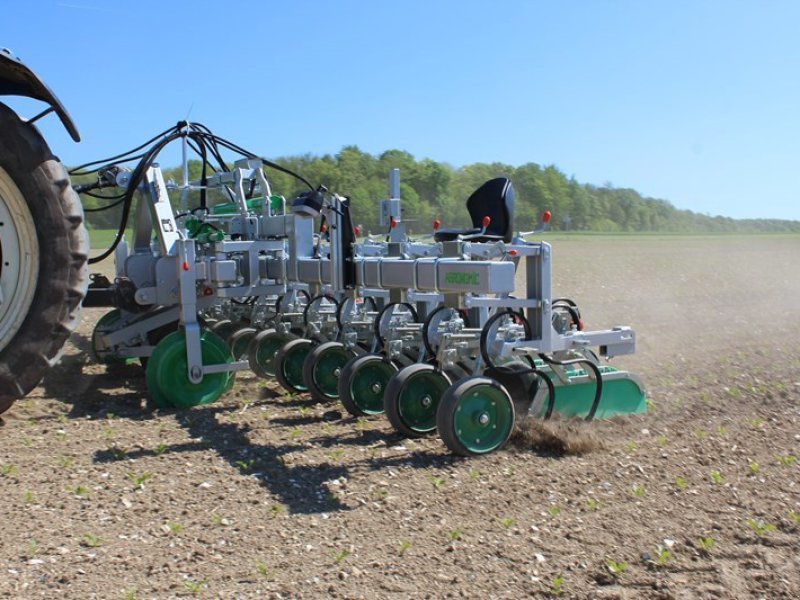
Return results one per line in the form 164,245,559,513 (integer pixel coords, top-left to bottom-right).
0,49,88,416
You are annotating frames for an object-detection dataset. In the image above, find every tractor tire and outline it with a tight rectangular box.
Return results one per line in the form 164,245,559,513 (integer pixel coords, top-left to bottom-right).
0,102,89,415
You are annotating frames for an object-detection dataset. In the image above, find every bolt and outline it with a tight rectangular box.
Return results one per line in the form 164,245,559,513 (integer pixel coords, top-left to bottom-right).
478,412,490,426
333,367,341,378
371,382,382,394
190,366,203,381
421,395,432,408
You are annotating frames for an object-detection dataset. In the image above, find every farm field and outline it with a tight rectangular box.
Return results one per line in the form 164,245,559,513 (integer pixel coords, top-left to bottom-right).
1,234,799,599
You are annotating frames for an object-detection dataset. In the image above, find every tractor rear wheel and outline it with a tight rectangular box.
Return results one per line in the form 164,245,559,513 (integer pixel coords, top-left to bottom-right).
0,103,88,415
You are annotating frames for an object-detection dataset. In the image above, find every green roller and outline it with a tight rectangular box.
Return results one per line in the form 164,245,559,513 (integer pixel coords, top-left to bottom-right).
530,364,646,420
146,329,234,409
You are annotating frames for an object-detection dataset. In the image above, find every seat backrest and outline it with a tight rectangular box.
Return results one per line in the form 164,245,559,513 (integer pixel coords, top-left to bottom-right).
465,177,515,243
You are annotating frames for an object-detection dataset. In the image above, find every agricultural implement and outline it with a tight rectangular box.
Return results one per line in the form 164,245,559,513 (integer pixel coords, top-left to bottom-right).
0,51,645,456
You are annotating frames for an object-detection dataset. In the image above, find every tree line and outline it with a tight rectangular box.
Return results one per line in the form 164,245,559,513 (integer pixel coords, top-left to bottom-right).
78,146,800,234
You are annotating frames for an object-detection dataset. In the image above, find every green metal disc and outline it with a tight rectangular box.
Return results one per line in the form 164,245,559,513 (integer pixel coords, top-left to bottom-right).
282,341,312,392
91,309,125,364
249,330,292,378
398,368,451,433
348,357,397,414
451,382,514,454
311,344,354,399
145,329,234,409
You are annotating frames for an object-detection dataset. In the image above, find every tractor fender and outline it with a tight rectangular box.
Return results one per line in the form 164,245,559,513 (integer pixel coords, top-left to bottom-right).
0,48,79,142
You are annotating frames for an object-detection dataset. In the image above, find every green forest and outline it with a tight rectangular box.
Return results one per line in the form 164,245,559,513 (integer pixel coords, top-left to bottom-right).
79,146,800,234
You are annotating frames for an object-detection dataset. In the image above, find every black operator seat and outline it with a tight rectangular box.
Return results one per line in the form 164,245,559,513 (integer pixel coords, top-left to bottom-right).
433,177,515,243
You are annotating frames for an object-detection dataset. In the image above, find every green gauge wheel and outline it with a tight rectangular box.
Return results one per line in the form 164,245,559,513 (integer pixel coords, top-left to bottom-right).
303,341,357,402
339,354,398,416
228,326,257,360
91,309,125,364
145,329,234,409
436,376,515,456
275,338,314,394
384,363,451,438
248,329,294,378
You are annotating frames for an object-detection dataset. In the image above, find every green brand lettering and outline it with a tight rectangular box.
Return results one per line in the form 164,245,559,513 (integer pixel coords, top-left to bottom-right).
444,271,480,286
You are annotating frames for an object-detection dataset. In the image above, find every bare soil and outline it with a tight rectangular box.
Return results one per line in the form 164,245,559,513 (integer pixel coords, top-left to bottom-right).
1,235,799,599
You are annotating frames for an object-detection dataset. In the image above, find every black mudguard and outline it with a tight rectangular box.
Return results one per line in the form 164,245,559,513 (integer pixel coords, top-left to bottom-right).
0,48,80,141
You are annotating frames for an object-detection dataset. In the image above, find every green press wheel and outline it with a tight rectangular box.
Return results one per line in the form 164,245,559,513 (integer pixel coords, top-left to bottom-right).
275,338,314,394
339,354,398,416
303,341,356,403
228,326,257,360
436,376,515,456
248,329,294,378
145,329,234,409
91,309,125,364
384,363,451,438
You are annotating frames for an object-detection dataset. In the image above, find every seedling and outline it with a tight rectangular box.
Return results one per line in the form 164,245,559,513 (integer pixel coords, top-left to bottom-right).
747,518,776,537
630,484,646,498
748,416,765,428
183,579,206,595
429,475,446,489
398,540,412,555
0,464,18,477
468,468,481,481
788,510,800,525
375,488,389,500
606,559,628,577
657,435,669,447
22,436,33,447
625,441,638,452
255,561,273,579
675,476,688,491
548,505,562,517
83,533,106,548
127,472,153,489
710,471,724,485
154,443,169,455
654,545,671,567
331,549,351,564
289,427,302,439
697,536,714,554
235,458,256,471
448,528,464,542
59,456,74,468
167,521,184,534
776,454,797,466
123,588,138,600
327,449,345,463
297,405,311,417
693,428,708,440
497,517,516,529
586,498,601,511
28,539,40,556
109,446,127,461
69,485,90,496
550,574,565,595
23,490,35,504
269,504,285,517
717,425,728,435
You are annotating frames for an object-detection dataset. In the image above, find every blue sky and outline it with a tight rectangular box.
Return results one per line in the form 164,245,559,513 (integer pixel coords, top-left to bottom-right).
2,1,799,220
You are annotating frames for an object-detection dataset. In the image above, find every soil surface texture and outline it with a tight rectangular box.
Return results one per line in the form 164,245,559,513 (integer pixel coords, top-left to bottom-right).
1,235,799,599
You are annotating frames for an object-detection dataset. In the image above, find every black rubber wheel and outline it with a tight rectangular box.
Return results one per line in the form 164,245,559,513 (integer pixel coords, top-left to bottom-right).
436,376,516,456
0,103,89,415
275,337,314,394
384,363,452,438
338,353,398,417
228,326,257,360
302,341,357,403
247,328,294,378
